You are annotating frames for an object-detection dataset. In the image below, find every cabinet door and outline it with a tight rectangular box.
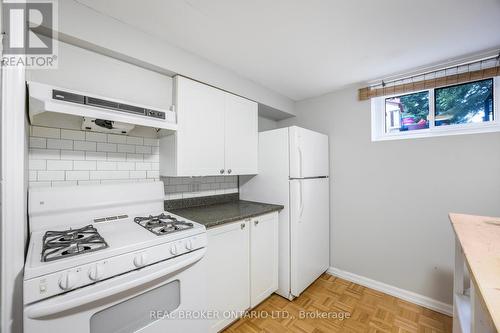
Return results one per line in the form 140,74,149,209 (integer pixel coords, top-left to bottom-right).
224,92,258,175
207,221,250,332
176,77,225,176
250,212,279,308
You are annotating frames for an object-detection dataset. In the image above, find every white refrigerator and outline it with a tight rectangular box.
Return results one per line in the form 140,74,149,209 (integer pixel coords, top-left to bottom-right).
240,126,329,299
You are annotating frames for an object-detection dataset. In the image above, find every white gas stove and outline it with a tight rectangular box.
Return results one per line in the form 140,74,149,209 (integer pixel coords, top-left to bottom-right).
24,181,208,333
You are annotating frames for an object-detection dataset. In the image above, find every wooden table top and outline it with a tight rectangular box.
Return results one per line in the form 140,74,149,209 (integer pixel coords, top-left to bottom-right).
449,213,500,331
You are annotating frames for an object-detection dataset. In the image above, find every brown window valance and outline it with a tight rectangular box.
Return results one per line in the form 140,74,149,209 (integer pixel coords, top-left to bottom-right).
358,57,500,101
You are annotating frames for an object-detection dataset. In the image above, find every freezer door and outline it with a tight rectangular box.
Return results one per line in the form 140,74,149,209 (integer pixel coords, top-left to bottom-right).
289,178,329,297
289,126,329,178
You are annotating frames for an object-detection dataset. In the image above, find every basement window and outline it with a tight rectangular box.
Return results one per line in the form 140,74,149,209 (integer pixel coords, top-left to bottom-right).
372,77,499,141
385,91,429,133
435,79,494,126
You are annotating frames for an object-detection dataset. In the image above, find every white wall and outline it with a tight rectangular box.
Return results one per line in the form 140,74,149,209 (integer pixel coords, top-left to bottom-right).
278,85,500,305
258,116,278,132
51,0,295,118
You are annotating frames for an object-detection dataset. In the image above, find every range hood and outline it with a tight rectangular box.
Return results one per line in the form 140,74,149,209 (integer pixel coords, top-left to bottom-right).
28,81,177,132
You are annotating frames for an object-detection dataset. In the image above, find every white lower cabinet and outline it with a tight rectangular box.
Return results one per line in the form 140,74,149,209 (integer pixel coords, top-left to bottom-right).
250,212,279,308
206,212,278,332
207,220,250,333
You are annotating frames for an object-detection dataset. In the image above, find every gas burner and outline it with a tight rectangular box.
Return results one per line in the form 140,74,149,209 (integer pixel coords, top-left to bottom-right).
134,213,194,236
41,225,108,262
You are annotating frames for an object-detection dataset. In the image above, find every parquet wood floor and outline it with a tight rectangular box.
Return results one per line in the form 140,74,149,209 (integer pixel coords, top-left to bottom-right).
224,273,452,333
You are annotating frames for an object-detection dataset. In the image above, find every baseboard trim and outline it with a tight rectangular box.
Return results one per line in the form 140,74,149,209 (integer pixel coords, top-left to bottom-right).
326,267,453,316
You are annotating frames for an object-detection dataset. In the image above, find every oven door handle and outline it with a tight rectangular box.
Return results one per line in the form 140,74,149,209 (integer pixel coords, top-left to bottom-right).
26,248,206,319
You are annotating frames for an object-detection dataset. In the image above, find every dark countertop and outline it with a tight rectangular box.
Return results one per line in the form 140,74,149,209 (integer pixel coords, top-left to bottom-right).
170,200,284,229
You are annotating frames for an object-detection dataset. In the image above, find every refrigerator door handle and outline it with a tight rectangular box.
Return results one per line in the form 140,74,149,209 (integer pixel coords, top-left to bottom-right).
298,145,303,178
298,180,304,221
296,130,303,178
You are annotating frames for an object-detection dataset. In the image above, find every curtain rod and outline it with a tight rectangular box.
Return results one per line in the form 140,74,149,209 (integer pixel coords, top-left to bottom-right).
368,50,500,89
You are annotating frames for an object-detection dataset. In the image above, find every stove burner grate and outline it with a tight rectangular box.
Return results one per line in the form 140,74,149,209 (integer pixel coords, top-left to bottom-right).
134,213,194,236
41,225,108,262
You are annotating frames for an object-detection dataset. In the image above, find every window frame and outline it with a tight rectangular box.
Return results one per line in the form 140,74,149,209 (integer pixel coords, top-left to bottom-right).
371,77,500,141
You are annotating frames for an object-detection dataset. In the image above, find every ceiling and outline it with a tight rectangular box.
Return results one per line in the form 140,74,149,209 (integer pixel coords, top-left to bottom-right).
76,0,500,101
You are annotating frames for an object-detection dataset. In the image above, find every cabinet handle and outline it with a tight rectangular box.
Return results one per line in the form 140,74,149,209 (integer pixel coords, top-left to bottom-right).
240,223,245,229
228,169,232,174
254,220,259,226
220,169,225,174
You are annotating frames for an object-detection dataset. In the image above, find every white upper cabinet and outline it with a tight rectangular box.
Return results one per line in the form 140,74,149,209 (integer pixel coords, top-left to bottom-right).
224,92,258,175
160,76,258,177
177,76,225,176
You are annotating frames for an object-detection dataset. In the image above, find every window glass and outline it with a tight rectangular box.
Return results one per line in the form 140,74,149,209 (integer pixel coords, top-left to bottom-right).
435,79,494,126
385,91,429,133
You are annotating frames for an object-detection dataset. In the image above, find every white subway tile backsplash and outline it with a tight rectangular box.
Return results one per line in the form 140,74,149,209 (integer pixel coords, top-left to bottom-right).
97,161,117,170
47,160,73,171
117,144,135,153
107,152,126,161
29,126,160,188
66,171,90,181
97,143,117,152
73,161,96,170
77,180,101,185
29,160,46,170
61,129,85,141
162,176,238,199
107,134,127,144
126,153,143,161
85,152,107,161
29,137,46,148
175,184,190,192
47,139,73,150
74,141,97,151
130,170,146,178
135,145,151,154
200,183,211,191
143,138,159,146
117,162,135,170
166,193,182,200
61,150,85,160
85,132,107,142
135,162,152,170
30,148,60,160
32,126,60,139
38,171,65,181
147,170,159,178
126,136,143,145
30,181,52,188
90,171,129,180
101,179,135,184
143,154,159,162
52,181,78,187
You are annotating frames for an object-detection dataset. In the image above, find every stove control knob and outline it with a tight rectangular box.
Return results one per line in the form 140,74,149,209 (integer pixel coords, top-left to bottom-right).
88,264,104,281
133,253,147,267
170,244,178,256
185,239,194,250
59,271,78,291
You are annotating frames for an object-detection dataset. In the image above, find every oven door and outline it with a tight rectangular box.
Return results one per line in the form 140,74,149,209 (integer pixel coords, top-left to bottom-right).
24,248,208,333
